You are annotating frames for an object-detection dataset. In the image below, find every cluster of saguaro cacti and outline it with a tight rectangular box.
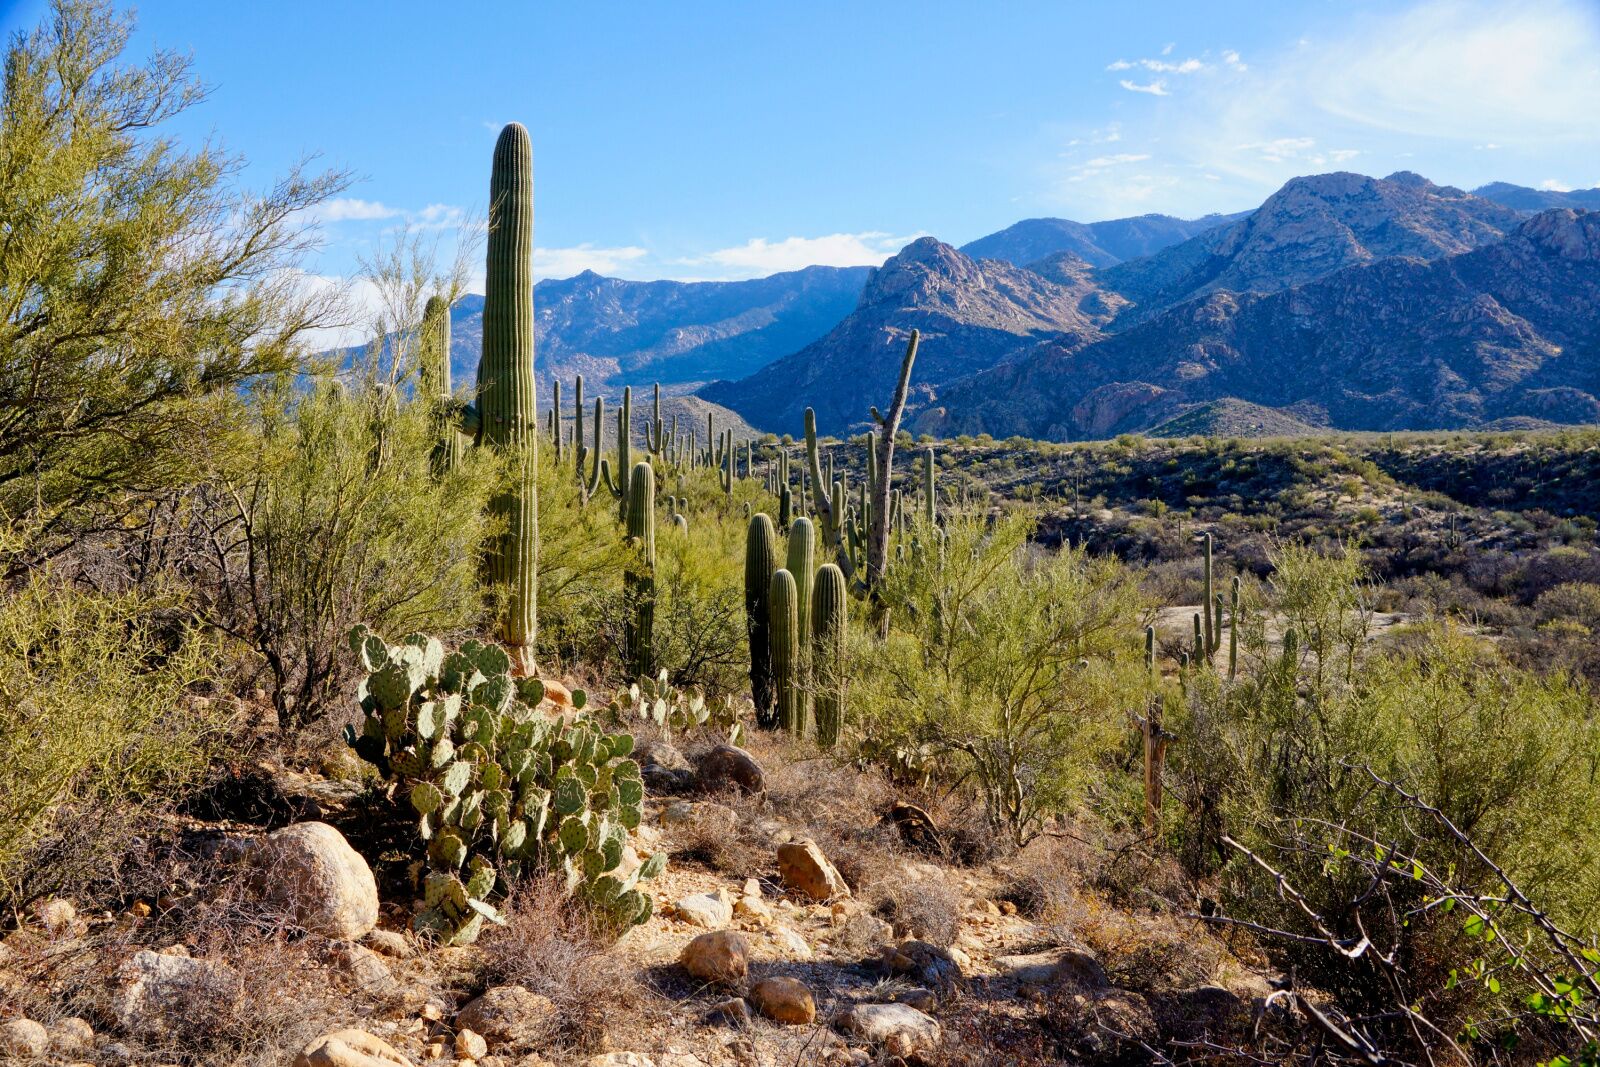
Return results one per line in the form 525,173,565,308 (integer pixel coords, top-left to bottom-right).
345,627,662,944
742,509,851,743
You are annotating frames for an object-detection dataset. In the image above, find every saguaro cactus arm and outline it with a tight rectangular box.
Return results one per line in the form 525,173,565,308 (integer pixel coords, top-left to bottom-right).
867,329,920,599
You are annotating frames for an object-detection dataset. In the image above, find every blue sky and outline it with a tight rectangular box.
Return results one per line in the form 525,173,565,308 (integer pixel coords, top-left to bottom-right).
3,0,1598,290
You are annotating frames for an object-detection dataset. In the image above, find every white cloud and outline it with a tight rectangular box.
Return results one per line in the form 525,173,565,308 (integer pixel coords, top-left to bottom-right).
1083,153,1152,168
1109,57,1204,75
684,232,920,278
1050,0,1600,219
533,244,649,279
1539,179,1573,192
316,198,401,223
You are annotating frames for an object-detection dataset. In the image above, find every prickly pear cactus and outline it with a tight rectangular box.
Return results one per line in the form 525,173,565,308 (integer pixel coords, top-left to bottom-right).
345,626,664,943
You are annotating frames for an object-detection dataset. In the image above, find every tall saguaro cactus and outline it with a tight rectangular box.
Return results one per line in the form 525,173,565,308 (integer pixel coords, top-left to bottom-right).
770,567,801,735
420,295,460,473
745,514,778,728
812,563,848,748
1200,532,1216,655
624,461,656,678
478,122,538,672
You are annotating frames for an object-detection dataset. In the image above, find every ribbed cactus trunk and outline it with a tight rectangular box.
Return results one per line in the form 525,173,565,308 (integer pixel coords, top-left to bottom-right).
923,447,936,526
1228,575,1241,680
812,563,847,748
745,514,778,728
478,123,538,672
769,567,801,736
624,461,656,678
1145,624,1156,679
1201,533,1216,655
420,295,460,474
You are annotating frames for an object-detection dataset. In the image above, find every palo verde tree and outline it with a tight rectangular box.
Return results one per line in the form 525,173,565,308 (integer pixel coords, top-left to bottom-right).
0,0,350,567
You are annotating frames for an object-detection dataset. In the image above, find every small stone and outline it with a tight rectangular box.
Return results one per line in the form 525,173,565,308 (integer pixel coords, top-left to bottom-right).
420,999,446,1022
49,1017,95,1055
541,679,574,708
0,1019,48,1059
897,988,938,1012
33,897,76,934
769,925,813,960
835,912,893,949
673,889,734,929
742,878,762,898
456,985,557,1045
750,976,816,1025
947,945,973,970
424,1043,445,1060
129,900,153,918
245,822,380,940
455,1029,488,1059
586,1055,656,1067
706,997,751,1027
117,949,236,1027
837,1003,941,1056
680,930,750,984
776,839,850,900
696,745,764,794
293,1028,415,1067
327,940,395,991
734,895,772,922
998,900,1017,916
364,928,415,958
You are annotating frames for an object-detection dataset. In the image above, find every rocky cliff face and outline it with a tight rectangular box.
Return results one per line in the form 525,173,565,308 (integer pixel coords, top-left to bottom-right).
925,210,1600,439
700,238,1107,434
1098,172,1525,323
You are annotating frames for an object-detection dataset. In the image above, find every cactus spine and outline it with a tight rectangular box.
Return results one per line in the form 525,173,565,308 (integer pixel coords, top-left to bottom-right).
478,122,538,670
769,567,801,735
745,514,779,728
624,461,656,678
812,563,847,747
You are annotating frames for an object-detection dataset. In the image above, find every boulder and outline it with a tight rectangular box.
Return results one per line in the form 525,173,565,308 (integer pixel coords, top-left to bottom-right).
696,745,764,794
294,1029,414,1067
776,839,850,900
0,1019,48,1059
454,1028,488,1059
48,1017,95,1056
116,949,237,1027
836,1003,942,1056
641,742,696,794
245,822,379,940
673,889,734,929
456,984,557,1045
997,947,1107,990
750,976,816,1025
706,997,752,1027
363,928,414,958
879,940,961,987
32,897,76,935
680,930,750,985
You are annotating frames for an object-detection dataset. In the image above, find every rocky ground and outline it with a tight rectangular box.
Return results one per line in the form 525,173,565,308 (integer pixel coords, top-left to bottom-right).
0,719,1284,1067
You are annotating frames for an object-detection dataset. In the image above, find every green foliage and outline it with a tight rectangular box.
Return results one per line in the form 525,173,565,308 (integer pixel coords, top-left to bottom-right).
0,0,349,565
347,628,664,944
863,508,1151,846
207,379,499,726
604,669,747,746
0,573,218,906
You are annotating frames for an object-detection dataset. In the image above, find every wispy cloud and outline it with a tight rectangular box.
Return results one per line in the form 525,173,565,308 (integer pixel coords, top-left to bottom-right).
533,243,649,279
1539,179,1573,192
1048,0,1600,219
315,198,402,223
682,231,921,278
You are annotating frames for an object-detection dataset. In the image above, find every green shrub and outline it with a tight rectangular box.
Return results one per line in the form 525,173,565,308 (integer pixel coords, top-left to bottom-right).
0,574,219,906
860,509,1150,847
208,380,501,727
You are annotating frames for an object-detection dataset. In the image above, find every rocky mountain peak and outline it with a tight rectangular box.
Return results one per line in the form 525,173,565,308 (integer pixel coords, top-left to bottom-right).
1518,208,1600,261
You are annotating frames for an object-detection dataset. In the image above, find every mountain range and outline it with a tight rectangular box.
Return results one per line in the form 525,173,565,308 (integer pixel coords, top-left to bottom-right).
432,176,1600,440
